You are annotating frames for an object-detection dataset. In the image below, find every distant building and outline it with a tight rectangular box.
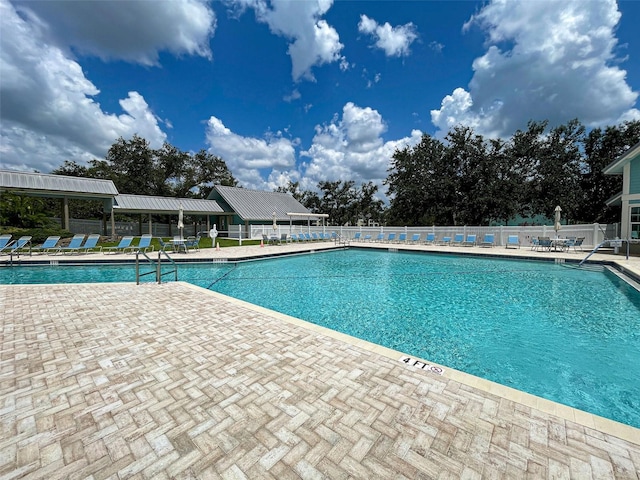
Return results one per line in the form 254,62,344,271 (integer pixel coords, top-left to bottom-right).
207,185,327,237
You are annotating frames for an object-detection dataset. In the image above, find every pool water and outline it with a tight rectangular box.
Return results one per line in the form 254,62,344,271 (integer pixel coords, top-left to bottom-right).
3,249,640,429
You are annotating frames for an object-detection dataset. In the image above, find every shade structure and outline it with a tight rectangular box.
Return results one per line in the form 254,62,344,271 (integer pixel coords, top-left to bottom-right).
178,204,184,239
554,205,562,234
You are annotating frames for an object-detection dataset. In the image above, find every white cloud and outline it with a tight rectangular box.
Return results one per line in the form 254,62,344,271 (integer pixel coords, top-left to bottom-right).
205,116,297,188
300,103,422,192
0,0,167,171
11,0,215,66
431,0,639,138
227,0,344,81
358,14,418,57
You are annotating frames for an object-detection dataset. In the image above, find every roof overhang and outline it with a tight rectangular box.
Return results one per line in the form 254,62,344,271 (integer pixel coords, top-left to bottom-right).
603,141,640,175
0,170,118,201
113,194,224,215
286,212,329,218
605,192,623,207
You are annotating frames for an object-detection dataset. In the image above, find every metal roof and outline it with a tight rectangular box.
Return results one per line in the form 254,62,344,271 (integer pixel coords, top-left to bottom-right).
210,185,313,221
0,170,118,198
113,194,224,214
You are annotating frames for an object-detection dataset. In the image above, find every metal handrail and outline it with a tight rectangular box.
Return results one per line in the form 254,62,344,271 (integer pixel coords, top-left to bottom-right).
157,249,178,283
135,250,178,284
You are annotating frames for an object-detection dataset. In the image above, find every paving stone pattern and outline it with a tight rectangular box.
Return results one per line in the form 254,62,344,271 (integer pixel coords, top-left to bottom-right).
1,283,639,479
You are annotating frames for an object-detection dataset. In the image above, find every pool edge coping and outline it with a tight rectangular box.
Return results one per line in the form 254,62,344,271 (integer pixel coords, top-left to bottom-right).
179,281,640,446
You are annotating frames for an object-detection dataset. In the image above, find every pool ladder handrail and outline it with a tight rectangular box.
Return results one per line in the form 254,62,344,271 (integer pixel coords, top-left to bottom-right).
578,240,610,267
334,234,350,247
135,250,178,284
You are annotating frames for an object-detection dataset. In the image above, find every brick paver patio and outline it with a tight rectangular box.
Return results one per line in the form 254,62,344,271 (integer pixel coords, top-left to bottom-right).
1,279,639,479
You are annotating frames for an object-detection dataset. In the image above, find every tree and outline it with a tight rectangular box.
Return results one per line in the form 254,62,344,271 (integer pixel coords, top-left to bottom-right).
53,136,237,199
386,134,448,225
581,120,640,223
530,119,585,222
0,192,53,228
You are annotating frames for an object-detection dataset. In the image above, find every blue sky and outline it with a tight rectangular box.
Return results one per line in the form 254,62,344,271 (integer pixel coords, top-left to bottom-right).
1,0,639,197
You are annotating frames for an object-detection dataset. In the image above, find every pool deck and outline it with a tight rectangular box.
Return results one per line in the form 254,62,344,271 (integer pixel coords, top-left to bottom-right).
2,242,640,479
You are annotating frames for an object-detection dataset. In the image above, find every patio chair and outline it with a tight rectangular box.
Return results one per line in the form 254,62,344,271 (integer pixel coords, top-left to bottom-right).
363,234,372,242
311,232,320,241
565,237,584,252
398,233,407,243
184,235,201,252
31,236,61,255
53,234,85,255
479,233,495,247
462,234,477,246
537,237,552,251
531,237,540,250
386,232,396,243
353,232,361,241
452,234,464,246
280,233,289,244
410,233,421,243
78,234,102,254
424,233,436,245
0,235,32,255
505,235,520,249
104,236,134,254
374,233,384,242
131,234,154,253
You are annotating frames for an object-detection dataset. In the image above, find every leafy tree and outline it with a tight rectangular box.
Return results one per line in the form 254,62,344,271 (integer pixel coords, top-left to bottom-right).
386,134,448,225
581,120,640,223
53,136,237,199
0,192,53,228
530,119,585,222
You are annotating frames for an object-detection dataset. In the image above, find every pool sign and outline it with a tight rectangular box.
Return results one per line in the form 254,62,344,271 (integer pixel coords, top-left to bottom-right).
400,356,444,375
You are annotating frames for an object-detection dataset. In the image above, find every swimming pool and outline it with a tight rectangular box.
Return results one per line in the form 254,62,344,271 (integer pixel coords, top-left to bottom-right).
3,249,640,429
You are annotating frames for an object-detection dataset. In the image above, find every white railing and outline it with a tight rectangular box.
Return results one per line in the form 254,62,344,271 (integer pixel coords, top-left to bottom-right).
250,223,612,248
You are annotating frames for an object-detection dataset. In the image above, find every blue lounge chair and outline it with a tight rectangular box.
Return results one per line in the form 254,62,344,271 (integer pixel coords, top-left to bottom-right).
31,236,61,254
104,236,134,254
131,234,154,253
452,234,464,246
79,234,102,254
304,233,312,241
506,235,520,249
480,234,495,247
398,233,407,243
311,232,320,241
374,233,384,242
0,234,12,252
0,235,32,255
410,233,421,243
462,234,477,246
424,233,436,244
363,234,372,242
386,233,396,243
439,236,452,246
53,234,85,255
353,232,361,241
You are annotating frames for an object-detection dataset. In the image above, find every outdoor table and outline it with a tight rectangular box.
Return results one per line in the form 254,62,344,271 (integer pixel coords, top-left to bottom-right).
550,238,568,252
170,239,187,253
